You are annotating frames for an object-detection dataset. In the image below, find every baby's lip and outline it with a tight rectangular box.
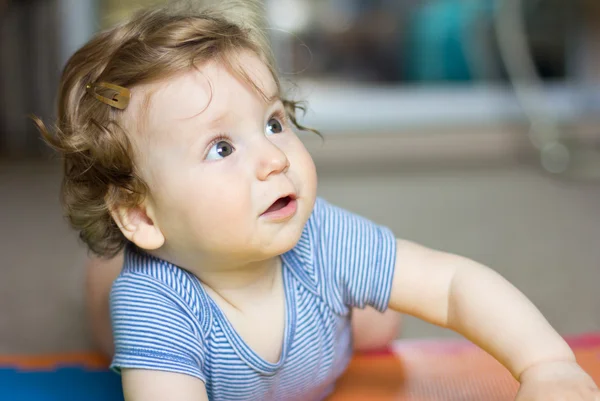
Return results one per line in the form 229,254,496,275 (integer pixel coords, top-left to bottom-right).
261,193,297,215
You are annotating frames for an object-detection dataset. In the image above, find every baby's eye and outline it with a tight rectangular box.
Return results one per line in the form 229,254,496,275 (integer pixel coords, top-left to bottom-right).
206,140,234,160
265,117,284,136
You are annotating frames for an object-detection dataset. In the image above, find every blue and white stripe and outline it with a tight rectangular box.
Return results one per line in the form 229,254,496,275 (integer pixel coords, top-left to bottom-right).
110,197,397,401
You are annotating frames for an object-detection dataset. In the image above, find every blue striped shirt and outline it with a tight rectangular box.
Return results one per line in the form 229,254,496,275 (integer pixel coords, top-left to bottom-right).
110,197,397,401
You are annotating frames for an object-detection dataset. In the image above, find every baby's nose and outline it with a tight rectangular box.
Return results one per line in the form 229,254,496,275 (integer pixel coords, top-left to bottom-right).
256,141,290,180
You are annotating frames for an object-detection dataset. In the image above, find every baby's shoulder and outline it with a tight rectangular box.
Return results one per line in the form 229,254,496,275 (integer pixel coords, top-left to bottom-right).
114,245,211,330
296,197,333,242
305,196,360,233
283,197,346,296
121,245,196,293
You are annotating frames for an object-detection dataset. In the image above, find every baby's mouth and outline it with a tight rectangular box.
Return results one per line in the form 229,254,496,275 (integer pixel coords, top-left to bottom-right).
263,196,293,214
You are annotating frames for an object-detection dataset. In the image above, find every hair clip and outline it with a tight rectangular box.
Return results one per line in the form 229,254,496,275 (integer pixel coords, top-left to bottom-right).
86,82,130,110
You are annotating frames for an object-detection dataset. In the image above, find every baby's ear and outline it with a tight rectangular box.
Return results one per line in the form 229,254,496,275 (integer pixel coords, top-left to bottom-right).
110,201,165,251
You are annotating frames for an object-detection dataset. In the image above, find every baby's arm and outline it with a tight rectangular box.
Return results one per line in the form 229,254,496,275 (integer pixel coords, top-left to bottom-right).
389,239,572,375
389,239,598,398
122,369,208,401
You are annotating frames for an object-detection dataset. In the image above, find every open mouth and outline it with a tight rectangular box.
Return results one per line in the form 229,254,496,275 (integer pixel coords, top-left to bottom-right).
264,195,294,214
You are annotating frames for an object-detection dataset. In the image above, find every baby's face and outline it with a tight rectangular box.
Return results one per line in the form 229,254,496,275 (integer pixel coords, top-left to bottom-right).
127,52,317,268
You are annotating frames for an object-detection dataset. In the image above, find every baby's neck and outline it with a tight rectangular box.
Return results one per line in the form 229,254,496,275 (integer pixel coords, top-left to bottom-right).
147,246,282,309
195,256,282,310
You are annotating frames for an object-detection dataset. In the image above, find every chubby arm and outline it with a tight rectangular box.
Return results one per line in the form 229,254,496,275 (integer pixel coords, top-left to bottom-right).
122,369,208,401
388,239,574,380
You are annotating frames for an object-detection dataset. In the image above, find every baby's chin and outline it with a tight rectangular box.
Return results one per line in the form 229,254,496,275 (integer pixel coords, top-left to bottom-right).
170,224,302,260
262,227,305,256
228,224,303,262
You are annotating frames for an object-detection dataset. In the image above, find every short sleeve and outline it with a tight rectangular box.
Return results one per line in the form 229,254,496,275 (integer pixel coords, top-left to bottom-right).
109,273,206,382
313,198,397,312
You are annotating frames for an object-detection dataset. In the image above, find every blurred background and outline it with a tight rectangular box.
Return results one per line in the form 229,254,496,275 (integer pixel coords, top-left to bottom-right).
1,0,600,354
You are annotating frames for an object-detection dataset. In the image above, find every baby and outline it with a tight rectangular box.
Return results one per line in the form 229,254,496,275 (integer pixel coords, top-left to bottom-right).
37,1,598,400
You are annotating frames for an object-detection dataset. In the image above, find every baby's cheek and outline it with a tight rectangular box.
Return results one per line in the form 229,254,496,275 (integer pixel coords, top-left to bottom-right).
294,147,317,187
189,202,253,251
281,137,313,168
188,188,248,229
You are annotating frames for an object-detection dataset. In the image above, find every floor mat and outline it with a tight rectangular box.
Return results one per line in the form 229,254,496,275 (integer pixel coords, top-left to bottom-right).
1,334,599,401
328,334,600,400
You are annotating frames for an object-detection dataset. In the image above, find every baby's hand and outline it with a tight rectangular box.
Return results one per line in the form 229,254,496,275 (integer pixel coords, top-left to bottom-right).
516,360,599,400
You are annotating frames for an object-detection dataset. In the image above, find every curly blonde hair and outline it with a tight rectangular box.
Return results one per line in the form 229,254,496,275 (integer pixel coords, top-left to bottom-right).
35,0,317,258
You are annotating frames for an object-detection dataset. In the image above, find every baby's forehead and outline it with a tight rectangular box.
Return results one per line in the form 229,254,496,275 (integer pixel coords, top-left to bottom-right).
146,69,215,122
132,54,278,127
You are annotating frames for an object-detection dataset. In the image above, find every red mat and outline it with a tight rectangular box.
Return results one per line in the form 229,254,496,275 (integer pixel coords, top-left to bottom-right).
328,334,600,400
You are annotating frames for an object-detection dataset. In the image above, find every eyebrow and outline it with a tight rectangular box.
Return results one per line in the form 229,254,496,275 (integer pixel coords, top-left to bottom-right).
265,92,281,105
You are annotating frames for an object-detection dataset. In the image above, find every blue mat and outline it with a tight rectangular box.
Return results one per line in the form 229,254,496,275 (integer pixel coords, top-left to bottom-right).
0,368,124,401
